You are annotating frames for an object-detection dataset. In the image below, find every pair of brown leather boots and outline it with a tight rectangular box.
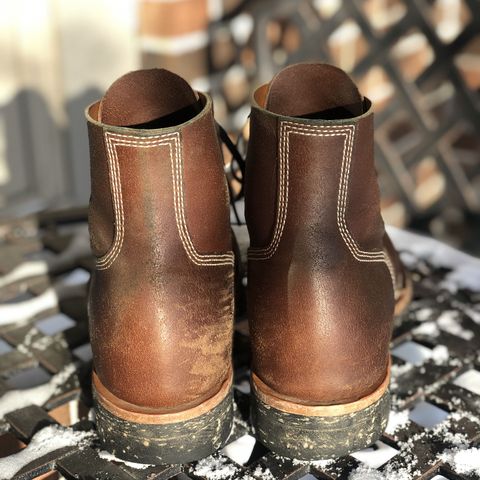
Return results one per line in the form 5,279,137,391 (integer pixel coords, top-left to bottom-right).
85,63,411,464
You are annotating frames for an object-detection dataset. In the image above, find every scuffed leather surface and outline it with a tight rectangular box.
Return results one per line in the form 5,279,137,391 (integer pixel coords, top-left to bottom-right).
345,114,385,252
183,107,232,253
265,63,364,119
86,76,233,412
247,105,394,406
244,108,278,248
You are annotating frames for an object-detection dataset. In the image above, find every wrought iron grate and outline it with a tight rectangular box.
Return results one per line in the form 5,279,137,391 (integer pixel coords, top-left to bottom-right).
207,0,480,241
0,212,479,479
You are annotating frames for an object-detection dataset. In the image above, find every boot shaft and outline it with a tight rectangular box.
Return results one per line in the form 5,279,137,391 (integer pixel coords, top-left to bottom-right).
246,96,386,267
245,64,394,406
86,70,234,412
87,95,232,271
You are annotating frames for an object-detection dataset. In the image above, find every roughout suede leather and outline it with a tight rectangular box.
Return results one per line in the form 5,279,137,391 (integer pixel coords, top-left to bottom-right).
86,69,234,413
246,63,395,405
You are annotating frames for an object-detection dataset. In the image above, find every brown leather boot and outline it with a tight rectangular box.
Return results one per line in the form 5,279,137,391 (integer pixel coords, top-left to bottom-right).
246,63,396,459
85,69,234,464
385,232,413,316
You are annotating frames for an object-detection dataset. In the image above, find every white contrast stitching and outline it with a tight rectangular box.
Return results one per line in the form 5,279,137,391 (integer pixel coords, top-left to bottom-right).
248,120,391,277
96,133,125,270
96,131,234,270
248,121,289,259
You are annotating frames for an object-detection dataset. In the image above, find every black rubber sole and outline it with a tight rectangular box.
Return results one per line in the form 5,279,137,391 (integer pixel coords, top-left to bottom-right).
94,388,234,465
251,388,390,460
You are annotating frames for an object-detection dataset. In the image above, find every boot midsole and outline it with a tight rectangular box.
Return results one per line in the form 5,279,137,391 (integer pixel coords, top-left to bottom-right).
251,358,391,417
93,368,233,424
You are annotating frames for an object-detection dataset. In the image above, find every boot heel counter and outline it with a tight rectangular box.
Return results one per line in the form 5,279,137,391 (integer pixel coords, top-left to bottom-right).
86,95,234,411
248,109,394,406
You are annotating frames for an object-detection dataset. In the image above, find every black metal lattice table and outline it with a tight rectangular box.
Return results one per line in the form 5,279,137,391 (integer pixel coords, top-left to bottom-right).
0,211,479,479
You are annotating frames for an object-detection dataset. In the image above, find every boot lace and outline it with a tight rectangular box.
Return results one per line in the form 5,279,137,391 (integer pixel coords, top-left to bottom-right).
217,122,247,226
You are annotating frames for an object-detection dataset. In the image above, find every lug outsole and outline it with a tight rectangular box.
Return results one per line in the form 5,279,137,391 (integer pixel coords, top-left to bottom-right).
93,387,234,465
251,382,390,460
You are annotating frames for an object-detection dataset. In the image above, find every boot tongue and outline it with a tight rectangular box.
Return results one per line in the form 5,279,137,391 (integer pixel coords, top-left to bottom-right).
264,63,364,119
98,68,200,128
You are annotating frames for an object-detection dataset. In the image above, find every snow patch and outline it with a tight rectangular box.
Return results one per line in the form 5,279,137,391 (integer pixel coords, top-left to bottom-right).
98,450,153,469
0,363,76,418
431,345,449,365
348,464,412,480
251,465,275,479
0,288,58,327
16,326,68,355
453,369,480,396
431,419,469,447
437,311,474,341
391,363,414,377
440,447,480,476
388,225,480,293
291,457,335,467
453,301,480,325
412,321,439,337
385,410,410,435
390,362,414,391
0,424,94,479
415,308,434,322
193,455,239,479
351,441,398,469
349,465,385,479
221,434,256,465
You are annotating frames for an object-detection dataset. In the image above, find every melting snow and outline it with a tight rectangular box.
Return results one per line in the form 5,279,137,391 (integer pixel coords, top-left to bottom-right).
431,345,449,365
453,369,480,396
437,311,474,340
415,308,434,322
412,321,439,337
385,410,410,435
98,450,153,469
391,363,414,377
0,424,94,479
453,301,480,325
349,465,385,479
431,418,469,447
388,225,480,293
0,363,76,418
221,434,256,465
348,464,412,480
0,288,58,327
291,457,334,467
351,441,398,469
